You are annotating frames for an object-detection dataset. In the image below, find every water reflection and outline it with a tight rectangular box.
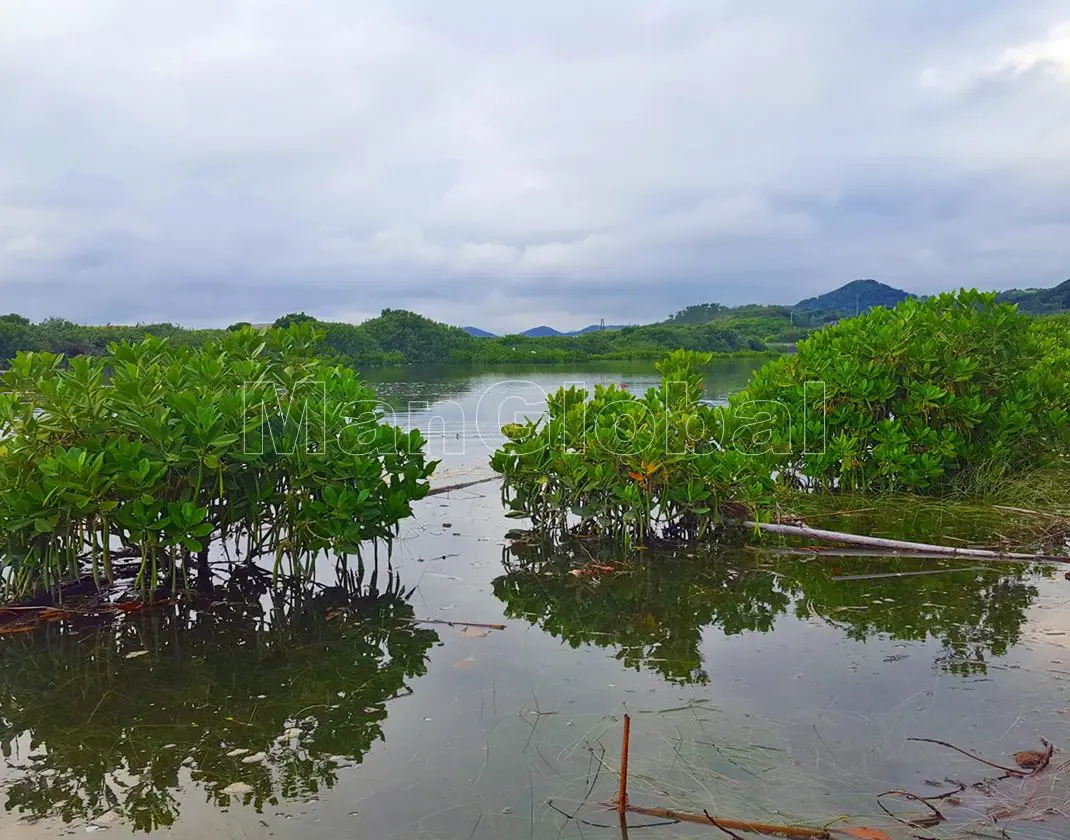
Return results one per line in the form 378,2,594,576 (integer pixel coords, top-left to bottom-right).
494,541,790,685
786,556,1040,675
494,537,1044,685
0,565,435,831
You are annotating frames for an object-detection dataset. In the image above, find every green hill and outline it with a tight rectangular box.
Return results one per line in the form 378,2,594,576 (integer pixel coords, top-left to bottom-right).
997,278,1070,314
793,279,913,314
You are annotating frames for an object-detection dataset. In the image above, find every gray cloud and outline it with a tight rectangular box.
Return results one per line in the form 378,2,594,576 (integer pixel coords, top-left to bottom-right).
1,1,1069,332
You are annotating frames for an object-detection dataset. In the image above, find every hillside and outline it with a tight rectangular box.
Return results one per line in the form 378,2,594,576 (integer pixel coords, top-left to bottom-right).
662,303,832,344
462,326,497,337
568,324,628,335
997,279,1070,314
521,326,564,337
794,279,913,314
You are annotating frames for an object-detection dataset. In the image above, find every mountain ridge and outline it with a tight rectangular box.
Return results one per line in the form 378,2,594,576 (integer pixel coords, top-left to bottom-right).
793,278,914,314
460,277,1066,335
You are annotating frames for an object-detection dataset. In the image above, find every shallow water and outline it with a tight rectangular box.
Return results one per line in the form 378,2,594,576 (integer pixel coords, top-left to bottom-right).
2,362,1068,840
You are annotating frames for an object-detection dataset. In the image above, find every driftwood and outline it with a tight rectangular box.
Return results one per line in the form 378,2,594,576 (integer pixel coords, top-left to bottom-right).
743,520,1070,564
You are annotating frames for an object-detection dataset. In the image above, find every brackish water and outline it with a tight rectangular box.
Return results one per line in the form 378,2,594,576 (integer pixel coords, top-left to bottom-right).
1,363,1068,839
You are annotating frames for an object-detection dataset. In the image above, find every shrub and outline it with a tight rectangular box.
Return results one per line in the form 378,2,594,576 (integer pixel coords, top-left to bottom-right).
733,290,1069,493
490,349,774,545
0,325,436,601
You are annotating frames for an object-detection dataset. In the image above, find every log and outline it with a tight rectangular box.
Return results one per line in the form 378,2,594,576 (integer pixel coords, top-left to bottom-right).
743,520,1070,564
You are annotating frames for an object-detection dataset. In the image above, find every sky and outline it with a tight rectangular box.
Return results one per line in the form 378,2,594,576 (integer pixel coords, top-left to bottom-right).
2,1,1069,334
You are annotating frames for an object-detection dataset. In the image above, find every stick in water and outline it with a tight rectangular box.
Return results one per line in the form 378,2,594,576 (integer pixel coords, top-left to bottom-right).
743,520,1069,564
426,475,500,496
618,713,631,814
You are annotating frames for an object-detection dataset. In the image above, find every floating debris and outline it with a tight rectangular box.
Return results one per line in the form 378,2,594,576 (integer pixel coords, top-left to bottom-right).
221,782,255,796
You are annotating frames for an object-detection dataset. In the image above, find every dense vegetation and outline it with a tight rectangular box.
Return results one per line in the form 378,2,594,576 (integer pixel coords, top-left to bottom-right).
491,349,775,546
0,309,778,367
285,309,780,364
662,303,830,344
738,291,1070,493
491,292,1070,544
0,325,435,601
0,313,226,361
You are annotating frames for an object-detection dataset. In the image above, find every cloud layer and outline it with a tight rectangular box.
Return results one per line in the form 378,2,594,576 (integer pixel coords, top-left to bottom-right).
2,1,1069,331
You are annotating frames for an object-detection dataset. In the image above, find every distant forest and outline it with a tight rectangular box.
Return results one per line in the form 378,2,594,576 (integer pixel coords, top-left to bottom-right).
0,309,790,367
2,277,1067,366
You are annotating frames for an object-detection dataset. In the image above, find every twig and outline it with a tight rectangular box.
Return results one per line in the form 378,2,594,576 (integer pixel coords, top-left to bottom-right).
876,789,946,828
907,737,1033,777
705,810,747,840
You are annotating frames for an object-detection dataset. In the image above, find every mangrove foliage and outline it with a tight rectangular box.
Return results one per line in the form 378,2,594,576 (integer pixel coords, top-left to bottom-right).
491,292,1070,544
0,325,436,602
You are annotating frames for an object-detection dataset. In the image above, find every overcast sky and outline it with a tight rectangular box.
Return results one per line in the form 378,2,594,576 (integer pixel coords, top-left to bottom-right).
2,1,1069,333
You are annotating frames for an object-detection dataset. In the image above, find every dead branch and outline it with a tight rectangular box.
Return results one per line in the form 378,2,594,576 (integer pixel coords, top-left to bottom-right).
621,805,832,838
426,475,500,496
744,520,1070,564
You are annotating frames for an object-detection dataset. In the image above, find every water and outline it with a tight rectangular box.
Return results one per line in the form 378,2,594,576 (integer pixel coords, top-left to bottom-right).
2,362,1068,840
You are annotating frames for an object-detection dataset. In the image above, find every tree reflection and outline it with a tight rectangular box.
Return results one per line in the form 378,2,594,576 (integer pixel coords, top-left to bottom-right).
0,564,435,831
493,541,790,684
494,537,1043,684
782,557,1040,675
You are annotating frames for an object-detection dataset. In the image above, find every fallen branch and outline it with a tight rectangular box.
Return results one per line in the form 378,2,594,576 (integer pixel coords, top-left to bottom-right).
426,475,500,496
753,545,1052,567
621,805,832,839
743,520,1070,564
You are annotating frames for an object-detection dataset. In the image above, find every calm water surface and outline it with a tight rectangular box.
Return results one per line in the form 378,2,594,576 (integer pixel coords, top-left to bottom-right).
1,363,1068,840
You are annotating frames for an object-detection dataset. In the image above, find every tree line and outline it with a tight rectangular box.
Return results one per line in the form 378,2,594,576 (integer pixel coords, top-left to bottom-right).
0,308,784,367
